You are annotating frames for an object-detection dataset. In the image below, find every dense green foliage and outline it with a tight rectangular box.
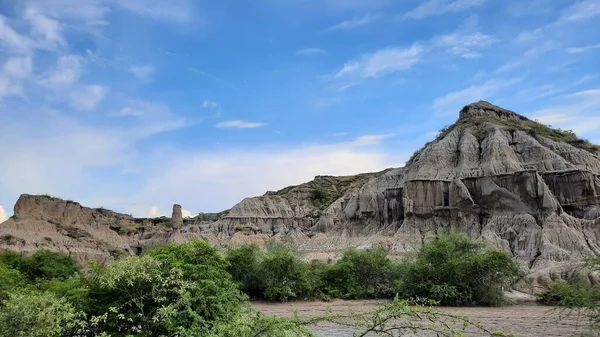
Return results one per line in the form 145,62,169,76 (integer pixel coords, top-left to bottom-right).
400,233,523,306
0,250,80,281
226,233,522,306
0,290,80,337
323,247,403,299
0,234,522,336
540,257,600,331
225,244,264,298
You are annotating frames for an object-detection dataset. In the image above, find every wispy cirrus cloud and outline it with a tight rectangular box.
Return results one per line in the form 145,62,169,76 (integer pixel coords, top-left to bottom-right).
2,56,33,79
129,65,155,82
559,0,600,22
295,48,327,55
69,84,106,111
436,31,496,59
215,120,266,129
567,43,600,54
39,54,81,87
403,0,487,20
334,44,423,79
326,13,381,31
529,88,600,137
433,78,521,114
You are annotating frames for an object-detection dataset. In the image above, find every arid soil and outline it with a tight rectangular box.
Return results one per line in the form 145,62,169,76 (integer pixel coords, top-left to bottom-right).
252,300,592,336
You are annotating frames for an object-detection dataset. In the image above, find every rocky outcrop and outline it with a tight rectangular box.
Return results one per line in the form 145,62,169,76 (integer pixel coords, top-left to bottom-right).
1,101,599,285
0,195,201,263
204,101,600,279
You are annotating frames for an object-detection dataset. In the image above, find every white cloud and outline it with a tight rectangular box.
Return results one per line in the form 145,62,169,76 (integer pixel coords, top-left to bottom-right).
124,135,406,214
25,0,110,26
334,44,423,79
110,0,194,23
436,32,496,58
108,100,187,136
202,100,219,109
527,88,600,136
559,0,600,22
0,205,7,223
0,75,23,97
149,206,162,217
323,0,390,11
215,120,266,129
295,48,327,55
567,43,600,54
129,65,155,82
40,54,81,87
24,7,66,49
0,15,31,53
433,78,521,114
182,209,194,218
2,56,33,79
349,134,395,146
404,0,487,20
69,84,106,111
497,41,556,73
327,13,381,31
313,97,342,108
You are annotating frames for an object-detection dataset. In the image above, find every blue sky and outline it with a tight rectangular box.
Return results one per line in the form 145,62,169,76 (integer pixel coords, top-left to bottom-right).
1,0,599,220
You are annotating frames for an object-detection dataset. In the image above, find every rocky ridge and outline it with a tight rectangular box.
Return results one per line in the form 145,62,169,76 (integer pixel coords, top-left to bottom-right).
1,101,600,289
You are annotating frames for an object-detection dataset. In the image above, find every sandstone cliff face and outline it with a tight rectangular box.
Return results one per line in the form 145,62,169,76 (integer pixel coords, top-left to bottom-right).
1,101,599,289
0,195,205,263
205,101,600,286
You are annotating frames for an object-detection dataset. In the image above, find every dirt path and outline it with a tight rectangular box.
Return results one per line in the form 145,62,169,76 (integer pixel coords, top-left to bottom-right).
252,300,592,336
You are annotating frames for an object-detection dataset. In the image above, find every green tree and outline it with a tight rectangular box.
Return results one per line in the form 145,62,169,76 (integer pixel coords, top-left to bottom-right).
324,247,402,299
225,244,264,299
85,240,244,336
400,232,523,306
0,250,80,282
0,290,79,337
0,264,24,302
258,244,312,302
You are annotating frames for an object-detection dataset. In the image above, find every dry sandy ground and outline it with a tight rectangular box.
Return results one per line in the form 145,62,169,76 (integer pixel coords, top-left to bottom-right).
252,300,593,337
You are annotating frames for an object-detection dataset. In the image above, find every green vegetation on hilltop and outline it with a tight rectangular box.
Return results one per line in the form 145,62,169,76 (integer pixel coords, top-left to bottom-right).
270,172,386,210
407,112,599,166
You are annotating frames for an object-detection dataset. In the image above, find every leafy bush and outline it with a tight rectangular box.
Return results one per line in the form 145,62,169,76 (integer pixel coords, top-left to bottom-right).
0,290,80,337
400,232,523,306
0,250,80,282
225,244,264,299
258,244,313,302
22,250,81,281
0,264,24,302
324,247,403,299
540,257,600,331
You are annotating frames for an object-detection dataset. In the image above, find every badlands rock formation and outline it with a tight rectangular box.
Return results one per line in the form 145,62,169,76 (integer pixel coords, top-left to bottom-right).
1,101,599,287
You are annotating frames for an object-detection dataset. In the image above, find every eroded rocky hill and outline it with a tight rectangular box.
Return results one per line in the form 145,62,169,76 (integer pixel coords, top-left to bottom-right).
2,101,600,287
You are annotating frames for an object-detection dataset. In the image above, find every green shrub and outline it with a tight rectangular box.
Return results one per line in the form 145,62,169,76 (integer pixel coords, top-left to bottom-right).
0,250,25,270
400,232,523,306
541,257,600,330
0,250,80,282
258,244,313,302
0,264,24,302
0,290,80,337
22,250,80,281
324,247,402,299
225,244,264,299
